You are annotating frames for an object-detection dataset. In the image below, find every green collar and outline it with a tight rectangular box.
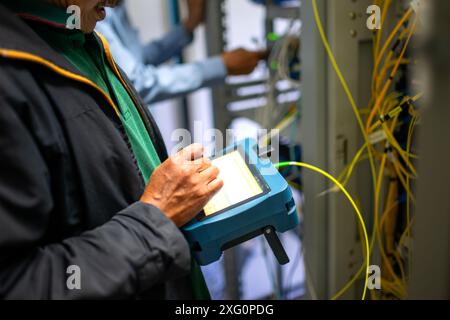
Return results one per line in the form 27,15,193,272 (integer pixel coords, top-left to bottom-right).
3,0,86,45
3,0,71,28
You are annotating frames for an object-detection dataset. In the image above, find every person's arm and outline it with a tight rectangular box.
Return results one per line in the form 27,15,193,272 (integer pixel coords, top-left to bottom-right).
97,6,266,104
132,57,227,104
0,92,222,299
0,95,190,299
98,25,265,104
97,22,226,104
98,9,193,68
132,49,266,104
142,24,193,67
142,0,206,66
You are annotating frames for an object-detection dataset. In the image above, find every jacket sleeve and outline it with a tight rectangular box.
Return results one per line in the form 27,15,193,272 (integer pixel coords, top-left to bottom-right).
0,94,191,300
131,56,227,104
142,24,194,67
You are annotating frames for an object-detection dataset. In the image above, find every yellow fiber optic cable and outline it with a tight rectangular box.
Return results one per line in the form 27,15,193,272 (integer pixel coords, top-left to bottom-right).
382,124,417,177
370,93,423,132
376,57,411,95
311,0,377,184
339,144,368,188
375,124,413,290
369,116,406,298
373,0,392,64
367,17,418,133
312,0,379,299
372,8,414,93
312,0,418,300
260,109,299,145
275,162,370,300
398,217,415,250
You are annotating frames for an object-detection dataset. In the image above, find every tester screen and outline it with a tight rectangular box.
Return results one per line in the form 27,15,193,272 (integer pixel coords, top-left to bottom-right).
203,151,264,216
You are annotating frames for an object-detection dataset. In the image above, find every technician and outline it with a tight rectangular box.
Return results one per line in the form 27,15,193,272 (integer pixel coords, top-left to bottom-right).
96,0,266,104
0,0,222,299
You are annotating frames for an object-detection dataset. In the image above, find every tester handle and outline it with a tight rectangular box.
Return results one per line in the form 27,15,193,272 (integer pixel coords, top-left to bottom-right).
263,226,290,265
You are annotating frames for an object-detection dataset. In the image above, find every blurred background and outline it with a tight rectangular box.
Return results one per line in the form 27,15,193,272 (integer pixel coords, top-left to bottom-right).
122,0,449,300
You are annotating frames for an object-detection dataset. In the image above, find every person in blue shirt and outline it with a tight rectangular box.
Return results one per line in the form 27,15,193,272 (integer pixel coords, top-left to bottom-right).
96,0,266,104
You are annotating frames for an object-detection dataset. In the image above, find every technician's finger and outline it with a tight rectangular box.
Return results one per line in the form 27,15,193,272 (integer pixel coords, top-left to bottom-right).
199,165,220,183
178,143,204,161
195,157,212,172
207,178,224,195
185,157,211,174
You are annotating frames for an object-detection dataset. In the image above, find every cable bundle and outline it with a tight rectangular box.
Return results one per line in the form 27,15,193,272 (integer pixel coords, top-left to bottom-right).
312,0,421,300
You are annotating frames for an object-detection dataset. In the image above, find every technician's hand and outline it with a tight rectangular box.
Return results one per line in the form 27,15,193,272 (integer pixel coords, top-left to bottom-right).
141,144,223,227
222,48,268,76
184,0,206,33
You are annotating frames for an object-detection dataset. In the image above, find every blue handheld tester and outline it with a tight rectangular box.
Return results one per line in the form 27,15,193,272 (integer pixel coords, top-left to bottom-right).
182,139,299,266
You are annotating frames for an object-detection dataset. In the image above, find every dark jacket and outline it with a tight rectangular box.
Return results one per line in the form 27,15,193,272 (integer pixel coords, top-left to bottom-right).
0,4,192,299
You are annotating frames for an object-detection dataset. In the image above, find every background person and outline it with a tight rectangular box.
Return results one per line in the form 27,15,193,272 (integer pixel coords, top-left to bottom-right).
96,0,267,104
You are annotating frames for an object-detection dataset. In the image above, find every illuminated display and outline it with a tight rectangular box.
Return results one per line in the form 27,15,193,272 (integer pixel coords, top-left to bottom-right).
203,151,264,216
